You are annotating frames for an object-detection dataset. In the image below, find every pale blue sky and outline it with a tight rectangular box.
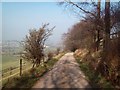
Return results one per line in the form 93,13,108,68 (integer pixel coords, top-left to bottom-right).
2,2,78,45
2,1,120,46
0,3,2,41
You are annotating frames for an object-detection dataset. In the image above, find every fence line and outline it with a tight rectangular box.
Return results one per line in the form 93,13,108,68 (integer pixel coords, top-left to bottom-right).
0,66,31,82
1,61,32,85
2,63,31,76
2,65,24,77
2,60,27,73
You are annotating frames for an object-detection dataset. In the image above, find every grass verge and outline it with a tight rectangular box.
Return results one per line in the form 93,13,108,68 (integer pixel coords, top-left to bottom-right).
2,56,62,89
76,57,114,89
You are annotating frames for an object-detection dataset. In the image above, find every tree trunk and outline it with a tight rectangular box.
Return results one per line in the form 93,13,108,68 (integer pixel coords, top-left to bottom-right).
96,0,101,51
101,0,110,76
32,62,35,68
104,0,110,55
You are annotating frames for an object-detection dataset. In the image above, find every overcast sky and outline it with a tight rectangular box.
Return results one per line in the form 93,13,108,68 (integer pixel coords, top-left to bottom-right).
2,2,78,46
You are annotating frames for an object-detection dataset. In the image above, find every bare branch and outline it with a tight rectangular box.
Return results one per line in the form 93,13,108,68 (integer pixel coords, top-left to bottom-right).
65,0,97,18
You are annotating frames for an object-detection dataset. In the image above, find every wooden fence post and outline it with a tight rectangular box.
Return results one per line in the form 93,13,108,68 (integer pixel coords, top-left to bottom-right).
20,59,22,76
10,67,12,75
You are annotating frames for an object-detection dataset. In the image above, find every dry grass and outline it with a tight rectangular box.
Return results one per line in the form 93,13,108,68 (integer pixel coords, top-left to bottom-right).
74,49,119,88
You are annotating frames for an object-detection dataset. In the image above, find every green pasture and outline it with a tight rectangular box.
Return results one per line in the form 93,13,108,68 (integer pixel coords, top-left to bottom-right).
2,55,20,70
2,55,31,70
1,54,32,75
1,55,32,85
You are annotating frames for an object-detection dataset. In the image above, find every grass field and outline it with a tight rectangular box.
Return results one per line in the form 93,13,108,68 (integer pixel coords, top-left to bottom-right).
1,53,65,88
2,55,20,70
1,54,32,85
0,55,2,69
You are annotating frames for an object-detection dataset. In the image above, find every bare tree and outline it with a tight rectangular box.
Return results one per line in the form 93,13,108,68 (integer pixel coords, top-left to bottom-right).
60,0,104,51
63,21,94,52
23,23,55,68
61,0,120,87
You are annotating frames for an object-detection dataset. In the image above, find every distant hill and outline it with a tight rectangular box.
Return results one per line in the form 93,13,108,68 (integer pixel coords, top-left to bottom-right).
1,40,58,55
2,40,22,55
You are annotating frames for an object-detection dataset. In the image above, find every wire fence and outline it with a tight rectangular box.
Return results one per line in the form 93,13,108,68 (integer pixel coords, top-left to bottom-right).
1,59,32,84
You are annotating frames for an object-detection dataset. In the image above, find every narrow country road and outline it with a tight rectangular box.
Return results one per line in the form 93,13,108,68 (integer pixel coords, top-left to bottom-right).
32,53,91,88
